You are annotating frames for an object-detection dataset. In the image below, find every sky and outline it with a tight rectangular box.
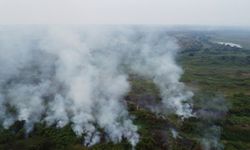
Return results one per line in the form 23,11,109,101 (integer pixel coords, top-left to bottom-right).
0,0,250,27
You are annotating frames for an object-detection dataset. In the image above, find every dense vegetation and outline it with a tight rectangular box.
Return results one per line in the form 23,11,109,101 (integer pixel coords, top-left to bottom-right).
0,30,250,150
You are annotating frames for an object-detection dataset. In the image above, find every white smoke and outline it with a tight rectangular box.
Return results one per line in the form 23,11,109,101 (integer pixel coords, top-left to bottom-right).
170,128,179,139
0,26,193,147
201,126,224,150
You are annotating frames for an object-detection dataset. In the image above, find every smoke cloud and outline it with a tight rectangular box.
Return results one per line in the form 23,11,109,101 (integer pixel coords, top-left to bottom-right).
195,95,228,150
0,26,193,147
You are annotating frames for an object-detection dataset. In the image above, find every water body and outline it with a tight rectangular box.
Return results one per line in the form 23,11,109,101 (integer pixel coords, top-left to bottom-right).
216,41,242,48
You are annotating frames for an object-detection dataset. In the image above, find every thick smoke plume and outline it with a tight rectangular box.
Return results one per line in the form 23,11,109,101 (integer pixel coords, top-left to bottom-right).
0,26,193,146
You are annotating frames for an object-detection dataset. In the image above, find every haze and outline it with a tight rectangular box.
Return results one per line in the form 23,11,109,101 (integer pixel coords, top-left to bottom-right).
0,0,250,27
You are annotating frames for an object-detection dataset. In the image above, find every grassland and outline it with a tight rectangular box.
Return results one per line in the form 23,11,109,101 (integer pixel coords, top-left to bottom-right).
178,31,250,150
